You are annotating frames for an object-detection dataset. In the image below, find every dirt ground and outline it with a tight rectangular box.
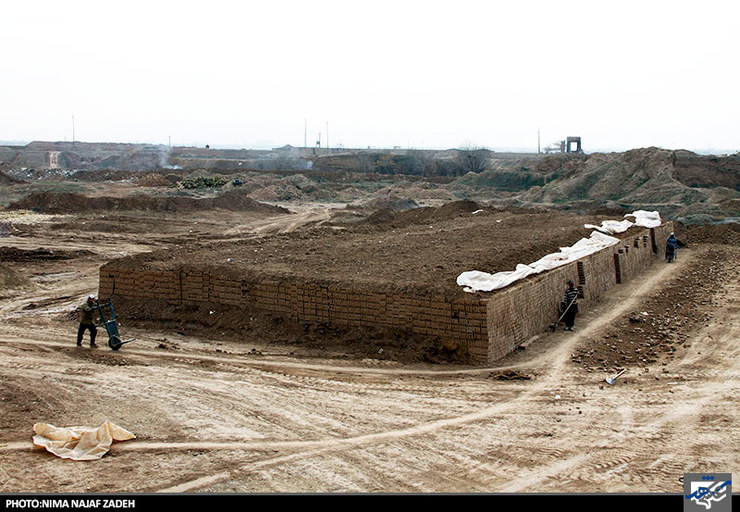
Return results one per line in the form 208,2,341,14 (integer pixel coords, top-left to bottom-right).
113,202,629,297
0,194,737,495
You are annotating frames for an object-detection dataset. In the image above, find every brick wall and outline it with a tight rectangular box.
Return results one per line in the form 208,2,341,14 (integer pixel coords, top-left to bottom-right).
485,263,577,360
99,223,672,364
99,266,491,359
483,224,673,360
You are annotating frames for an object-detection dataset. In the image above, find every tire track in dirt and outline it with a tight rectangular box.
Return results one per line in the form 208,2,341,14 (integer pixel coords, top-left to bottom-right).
0,329,504,435
0,332,492,377
132,252,702,492
497,266,739,492
224,205,334,236
0,330,498,461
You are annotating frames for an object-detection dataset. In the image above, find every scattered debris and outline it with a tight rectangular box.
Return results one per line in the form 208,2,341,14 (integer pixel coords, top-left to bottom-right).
490,369,532,381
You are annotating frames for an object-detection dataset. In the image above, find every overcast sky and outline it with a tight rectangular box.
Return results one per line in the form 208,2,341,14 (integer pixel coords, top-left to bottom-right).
2,0,738,153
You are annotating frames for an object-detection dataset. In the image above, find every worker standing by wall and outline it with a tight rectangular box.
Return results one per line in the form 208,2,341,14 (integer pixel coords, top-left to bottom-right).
77,295,98,347
562,280,579,331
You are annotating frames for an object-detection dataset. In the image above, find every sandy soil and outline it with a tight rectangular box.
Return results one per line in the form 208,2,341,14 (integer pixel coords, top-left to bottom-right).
0,203,737,495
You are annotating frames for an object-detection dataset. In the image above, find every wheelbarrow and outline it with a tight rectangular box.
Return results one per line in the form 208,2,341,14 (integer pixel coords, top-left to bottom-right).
93,299,135,351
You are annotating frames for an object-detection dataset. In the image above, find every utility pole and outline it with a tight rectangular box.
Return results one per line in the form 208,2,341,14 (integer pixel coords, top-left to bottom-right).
72,116,75,146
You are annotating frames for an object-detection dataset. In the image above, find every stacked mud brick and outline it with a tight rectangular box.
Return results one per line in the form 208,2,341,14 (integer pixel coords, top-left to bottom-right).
99,223,673,364
484,224,673,360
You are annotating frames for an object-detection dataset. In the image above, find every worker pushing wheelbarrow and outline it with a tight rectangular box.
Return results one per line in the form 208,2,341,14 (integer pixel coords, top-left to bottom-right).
92,298,135,351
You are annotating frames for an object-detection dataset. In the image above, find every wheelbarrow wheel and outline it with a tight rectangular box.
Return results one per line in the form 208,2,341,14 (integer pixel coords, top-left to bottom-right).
108,336,123,351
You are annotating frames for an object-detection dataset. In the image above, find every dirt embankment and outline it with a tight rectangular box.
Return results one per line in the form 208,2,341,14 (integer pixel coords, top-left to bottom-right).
0,170,25,185
572,244,739,371
355,199,483,231
672,151,740,190
516,147,739,221
4,146,737,226
0,247,94,261
0,263,32,292
676,221,740,246
108,203,633,297
5,190,289,215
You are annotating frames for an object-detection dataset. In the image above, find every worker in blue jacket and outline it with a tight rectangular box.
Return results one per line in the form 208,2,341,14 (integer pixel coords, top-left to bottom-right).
665,232,679,262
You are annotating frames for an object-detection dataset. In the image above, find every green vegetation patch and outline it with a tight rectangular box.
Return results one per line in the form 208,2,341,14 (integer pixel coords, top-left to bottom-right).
180,176,228,189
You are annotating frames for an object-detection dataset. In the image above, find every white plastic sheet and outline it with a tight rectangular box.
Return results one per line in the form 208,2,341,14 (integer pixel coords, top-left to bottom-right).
457,264,537,293
457,210,661,293
32,421,135,461
584,219,634,235
627,210,662,228
586,210,662,234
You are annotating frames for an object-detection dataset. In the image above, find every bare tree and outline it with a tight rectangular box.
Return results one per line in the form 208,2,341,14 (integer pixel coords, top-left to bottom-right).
455,144,490,175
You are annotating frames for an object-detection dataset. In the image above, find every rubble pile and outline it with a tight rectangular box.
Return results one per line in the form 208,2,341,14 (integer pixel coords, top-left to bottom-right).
572,246,740,372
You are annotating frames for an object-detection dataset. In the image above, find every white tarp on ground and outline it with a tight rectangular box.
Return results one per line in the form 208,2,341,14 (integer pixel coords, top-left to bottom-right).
32,421,136,461
457,210,661,293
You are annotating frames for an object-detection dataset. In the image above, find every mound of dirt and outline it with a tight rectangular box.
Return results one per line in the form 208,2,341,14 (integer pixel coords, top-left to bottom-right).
0,171,24,185
361,200,482,231
135,173,173,187
0,222,21,237
245,175,339,202
517,147,739,220
489,369,533,381
353,196,420,212
0,263,34,291
678,222,740,246
374,184,458,201
571,245,739,372
673,151,740,190
5,190,289,215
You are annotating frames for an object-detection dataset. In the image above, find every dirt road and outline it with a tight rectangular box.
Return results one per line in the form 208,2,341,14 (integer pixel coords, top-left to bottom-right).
0,207,737,494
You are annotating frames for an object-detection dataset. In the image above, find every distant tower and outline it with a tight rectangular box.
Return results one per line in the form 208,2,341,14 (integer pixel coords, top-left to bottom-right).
538,128,541,154
566,136,583,153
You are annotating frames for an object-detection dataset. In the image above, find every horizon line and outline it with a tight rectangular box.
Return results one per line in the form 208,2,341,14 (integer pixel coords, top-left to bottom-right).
1,139,738,156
